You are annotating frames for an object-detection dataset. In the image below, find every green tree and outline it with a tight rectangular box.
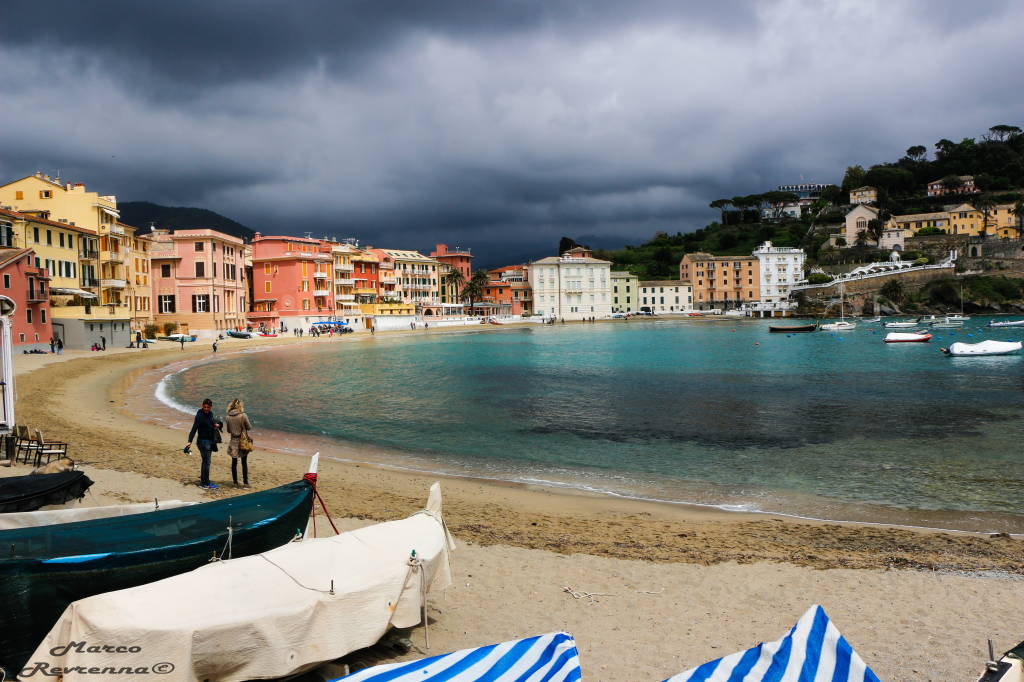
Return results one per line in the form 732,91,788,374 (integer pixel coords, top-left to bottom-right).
1012,199,1024,232
986,125,1022,142
443,266,466,303
940,174,964,193
461,269,490,311
558,237,580,254
841,165,866,193
880,279,905,304
973,195,997,235
905,145,927,161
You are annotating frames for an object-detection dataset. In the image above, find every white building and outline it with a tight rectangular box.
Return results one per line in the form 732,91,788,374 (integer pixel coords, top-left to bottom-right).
638,280,693,313
528,247,612,320
746,241,805,317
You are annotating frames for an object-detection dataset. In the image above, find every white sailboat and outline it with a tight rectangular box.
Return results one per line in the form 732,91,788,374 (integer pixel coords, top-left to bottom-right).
947,283,971,321
820,282,856,331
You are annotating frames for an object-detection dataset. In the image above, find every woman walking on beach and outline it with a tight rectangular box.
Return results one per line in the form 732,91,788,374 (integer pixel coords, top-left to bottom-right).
186,398,222,489
225,398,253,487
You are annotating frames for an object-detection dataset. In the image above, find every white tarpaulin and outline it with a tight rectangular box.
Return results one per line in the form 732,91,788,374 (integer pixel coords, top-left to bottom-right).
0,500,191,530
27,483,455,682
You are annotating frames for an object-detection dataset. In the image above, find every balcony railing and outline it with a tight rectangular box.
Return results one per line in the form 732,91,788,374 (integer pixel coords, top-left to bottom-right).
313,272,328,279
404,283,434,291
81,277,99,288
335,294,355,301
314,289,331,297
100,250,124,262
334,278,355,286
27,290,48,303
335,263,355,272
102,224,125,236
79,250,99,260
100,279,127,289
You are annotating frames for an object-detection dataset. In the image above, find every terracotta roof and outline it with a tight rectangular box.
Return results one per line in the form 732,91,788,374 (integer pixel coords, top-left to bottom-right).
0,207,96,234
639,280,692,288
0,247,35,269
682,252,756,263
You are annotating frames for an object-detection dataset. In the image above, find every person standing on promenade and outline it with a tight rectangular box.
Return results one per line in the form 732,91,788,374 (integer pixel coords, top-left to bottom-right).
49,337,55,353
56,337,63,354
180,336,186,350
212,339,218,354
100,335,106,350
224,398,253,487
186,398,222,489
136,330,143,347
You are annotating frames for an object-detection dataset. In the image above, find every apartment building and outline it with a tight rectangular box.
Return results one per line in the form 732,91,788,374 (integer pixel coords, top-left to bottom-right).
927,175,977,197
638,280,693,313
679,253,759,311
152,229,248,336
528,247,612,320
328,241,363,327
487,265,531,316
0,248,52,350
748,241,805,316
610,271,639,313
373,249,441,316
849,186,878,205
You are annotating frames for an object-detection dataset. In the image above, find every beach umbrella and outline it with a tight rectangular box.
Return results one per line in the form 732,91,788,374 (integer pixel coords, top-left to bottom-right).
334,632,581,681
665,605,880,682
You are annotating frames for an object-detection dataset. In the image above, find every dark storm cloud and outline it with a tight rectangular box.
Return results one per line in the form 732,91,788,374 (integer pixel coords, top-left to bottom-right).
1,0,1023,265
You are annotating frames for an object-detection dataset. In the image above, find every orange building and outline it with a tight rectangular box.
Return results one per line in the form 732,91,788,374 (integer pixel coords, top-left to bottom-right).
679,253,760,311
487,264,532,315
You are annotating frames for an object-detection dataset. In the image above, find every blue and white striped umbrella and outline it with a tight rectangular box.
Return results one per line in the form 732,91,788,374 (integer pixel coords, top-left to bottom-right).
666,605,880,682
335,632,582,682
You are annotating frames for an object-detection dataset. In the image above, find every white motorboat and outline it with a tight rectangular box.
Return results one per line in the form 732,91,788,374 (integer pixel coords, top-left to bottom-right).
884,321,919,329
946,314,970,322
988,319,1024,328
932,319,964,329
942,340,1023,356
916,315,940,325
885,331,932,343
862,316,881,323
820,282,856,331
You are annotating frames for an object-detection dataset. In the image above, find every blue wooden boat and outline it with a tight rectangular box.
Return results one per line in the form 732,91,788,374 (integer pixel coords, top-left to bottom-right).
0,479,314,676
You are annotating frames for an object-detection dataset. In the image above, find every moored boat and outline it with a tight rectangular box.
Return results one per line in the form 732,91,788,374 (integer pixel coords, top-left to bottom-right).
0,499,191,530
884,320,919,329
0,478,315,675
820,320,856,331
932,319,964,329
0,471,93,514
941,340,1023,357
768,323,817,333
977,640,1024,682
988,319,1024,328
226,329,254,339
884,331,932,343
28,484,454,682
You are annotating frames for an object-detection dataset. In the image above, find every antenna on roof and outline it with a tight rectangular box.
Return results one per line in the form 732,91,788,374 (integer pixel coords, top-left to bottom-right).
304,232,313,240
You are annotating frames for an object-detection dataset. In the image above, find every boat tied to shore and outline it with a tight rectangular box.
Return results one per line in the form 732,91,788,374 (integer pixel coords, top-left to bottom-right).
0,477,315,676
28,483,455,682
884,331,933,343
768,323,817,333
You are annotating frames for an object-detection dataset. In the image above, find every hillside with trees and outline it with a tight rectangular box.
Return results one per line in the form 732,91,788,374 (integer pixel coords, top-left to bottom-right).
573,124,1023,278
119,201,257,242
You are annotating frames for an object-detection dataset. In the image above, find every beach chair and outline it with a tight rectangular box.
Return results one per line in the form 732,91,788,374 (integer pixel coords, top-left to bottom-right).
332,632,581,682
15,424,40,464
31,428,68,467
664,605,880,682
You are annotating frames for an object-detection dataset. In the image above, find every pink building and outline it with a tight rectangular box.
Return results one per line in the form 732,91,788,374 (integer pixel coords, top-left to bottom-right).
150,229,248,337
430,244,472,279
0,248,52,350
247,234,335,331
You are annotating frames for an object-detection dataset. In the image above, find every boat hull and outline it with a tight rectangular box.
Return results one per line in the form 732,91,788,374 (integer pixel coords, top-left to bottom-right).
942,340,1023,356
884,322,918,329
989,320,1024,327
0,471,93,514
0,480,314,675
884,332,932,343
769,324,817,333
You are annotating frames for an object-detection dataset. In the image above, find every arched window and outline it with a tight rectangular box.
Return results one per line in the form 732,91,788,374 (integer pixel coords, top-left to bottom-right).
970,246,978,257
856,218,867,229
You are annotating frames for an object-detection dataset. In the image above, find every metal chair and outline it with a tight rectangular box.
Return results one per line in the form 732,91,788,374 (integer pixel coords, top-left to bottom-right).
15,424,40,464
31,428,67,467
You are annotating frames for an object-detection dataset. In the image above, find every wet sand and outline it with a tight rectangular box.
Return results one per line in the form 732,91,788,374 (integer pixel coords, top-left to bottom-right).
11,333,1024,681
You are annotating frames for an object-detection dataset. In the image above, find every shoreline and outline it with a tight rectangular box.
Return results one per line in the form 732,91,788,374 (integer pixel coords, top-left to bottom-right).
14,329,1024,572
146,329,1024,537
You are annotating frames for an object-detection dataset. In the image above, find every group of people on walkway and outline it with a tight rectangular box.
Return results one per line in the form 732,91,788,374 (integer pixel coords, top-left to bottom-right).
185,397,254,490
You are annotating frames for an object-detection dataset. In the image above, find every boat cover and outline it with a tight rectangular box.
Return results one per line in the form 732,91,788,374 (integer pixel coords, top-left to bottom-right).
27,483,455,682
0,480,313,676
334,632,581,681
665,605,879,682
0,471,93,514
0,500,191,530
945,340,1023,356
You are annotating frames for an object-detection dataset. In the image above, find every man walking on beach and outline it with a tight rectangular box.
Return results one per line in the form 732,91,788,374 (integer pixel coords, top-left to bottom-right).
180,336,186,350
186,398,222,489
56,337,63,354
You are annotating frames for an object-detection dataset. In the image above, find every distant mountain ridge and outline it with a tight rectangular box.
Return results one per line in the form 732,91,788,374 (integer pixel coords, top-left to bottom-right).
119,201,257,242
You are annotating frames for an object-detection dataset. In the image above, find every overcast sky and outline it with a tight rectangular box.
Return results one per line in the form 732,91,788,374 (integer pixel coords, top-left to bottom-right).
2,0,1022,264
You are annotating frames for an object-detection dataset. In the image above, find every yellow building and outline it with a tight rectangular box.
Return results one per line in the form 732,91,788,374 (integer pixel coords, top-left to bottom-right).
372,249,441,314
610,271,639,313
947,203,985,236
0,173,142,347
848,186,878,205
991,204,1021,239
328,242,363,327
892,211,950,235
124,228,154,331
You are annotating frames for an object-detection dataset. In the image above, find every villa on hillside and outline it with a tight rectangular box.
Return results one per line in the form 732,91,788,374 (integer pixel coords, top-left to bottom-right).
848,186,877,205
926,175,977,197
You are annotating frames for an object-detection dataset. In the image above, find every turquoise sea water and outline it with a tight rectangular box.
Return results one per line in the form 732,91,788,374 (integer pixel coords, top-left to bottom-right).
164,319,1024,531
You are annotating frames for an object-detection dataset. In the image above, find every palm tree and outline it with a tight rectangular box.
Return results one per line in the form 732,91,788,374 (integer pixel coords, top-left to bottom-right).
973,195,996,237
1012,199,1024,236
442,266,466,304
461,270,489,314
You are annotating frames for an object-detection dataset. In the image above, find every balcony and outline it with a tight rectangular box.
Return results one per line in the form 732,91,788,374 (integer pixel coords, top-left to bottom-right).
102,224,125,236
334,278,355,286
100,250,124,262
79,249,98,260
27,289,48,303
335,263,354,272
81,277,99,288
405,283,434,291
314,289,331,297
335,294,355,301
100,279,127,289
313,272,328,279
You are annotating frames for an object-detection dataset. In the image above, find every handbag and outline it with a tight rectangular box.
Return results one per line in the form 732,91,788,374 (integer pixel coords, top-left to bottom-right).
239,430,253,453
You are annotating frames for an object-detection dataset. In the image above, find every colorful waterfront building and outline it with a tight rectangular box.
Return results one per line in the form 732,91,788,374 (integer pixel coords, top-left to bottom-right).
244,234,333,332
0,248,52,350
487,265,531,316
0,174,137,347
372,249,442,316
638,280,693,313
679,252,759,311
610,271,638,313
528,246,612,320
327,241,363,327
431,244,473,313
124,226,154,332
151,228,249,337
747,241,805,317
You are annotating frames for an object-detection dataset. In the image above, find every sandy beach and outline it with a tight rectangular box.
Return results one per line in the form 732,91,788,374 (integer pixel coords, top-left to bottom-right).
10,331,1024,681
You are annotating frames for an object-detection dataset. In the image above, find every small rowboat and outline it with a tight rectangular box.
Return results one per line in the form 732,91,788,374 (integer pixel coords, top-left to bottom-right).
258,332,278,337
884,321,918,329
941,340,1023,356
988,319,1024,328
226,330,254,339
0,471,94,514
768,324,817,333
885,331,932,343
